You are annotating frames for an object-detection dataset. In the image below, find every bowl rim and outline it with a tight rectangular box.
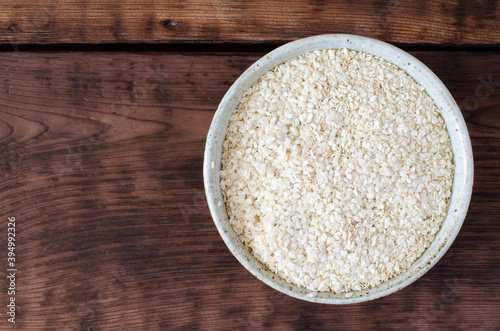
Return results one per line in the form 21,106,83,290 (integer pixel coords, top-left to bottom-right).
203,34,474,304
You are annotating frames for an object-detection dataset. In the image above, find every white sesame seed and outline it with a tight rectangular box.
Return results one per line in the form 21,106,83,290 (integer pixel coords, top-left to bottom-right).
220,48,454,294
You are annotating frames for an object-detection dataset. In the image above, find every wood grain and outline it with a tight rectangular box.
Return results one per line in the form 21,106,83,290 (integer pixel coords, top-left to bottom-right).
0,0,499,46
0,51,499,329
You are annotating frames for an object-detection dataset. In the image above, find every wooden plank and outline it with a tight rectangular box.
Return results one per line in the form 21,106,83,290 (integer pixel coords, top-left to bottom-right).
0,51,498,329
0,0,499,45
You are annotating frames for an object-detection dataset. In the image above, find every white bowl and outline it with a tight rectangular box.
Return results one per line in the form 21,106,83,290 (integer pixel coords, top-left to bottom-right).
203,34,473,304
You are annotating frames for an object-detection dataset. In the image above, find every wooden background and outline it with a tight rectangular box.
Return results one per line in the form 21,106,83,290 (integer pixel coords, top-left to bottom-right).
0,0,499,329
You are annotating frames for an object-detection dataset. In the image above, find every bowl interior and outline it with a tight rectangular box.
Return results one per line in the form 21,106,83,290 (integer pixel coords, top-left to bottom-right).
204,34,473,304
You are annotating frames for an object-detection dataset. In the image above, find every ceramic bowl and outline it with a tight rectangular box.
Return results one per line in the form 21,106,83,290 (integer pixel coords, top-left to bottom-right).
203,34,473,304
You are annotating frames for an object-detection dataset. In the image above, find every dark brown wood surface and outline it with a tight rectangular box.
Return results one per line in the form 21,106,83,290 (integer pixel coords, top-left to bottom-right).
0,0,499,329
0,50,499,329
0,0,499,45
